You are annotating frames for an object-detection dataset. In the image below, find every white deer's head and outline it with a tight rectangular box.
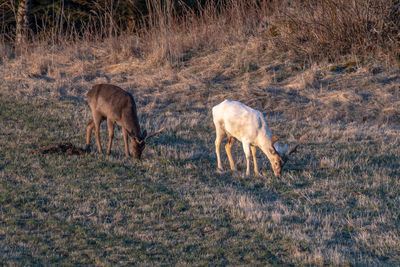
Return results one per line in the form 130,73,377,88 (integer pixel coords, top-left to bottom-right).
269,134,308,176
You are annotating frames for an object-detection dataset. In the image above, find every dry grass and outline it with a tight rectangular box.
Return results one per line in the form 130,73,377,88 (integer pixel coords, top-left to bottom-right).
1,33,399,264
267,0,400,63
0,0,399,265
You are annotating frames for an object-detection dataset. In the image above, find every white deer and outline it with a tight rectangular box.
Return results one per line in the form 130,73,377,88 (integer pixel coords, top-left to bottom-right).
212,100,307,176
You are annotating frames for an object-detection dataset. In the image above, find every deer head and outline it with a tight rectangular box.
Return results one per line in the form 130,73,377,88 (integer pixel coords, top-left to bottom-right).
270,134,308,176
131,126,165,159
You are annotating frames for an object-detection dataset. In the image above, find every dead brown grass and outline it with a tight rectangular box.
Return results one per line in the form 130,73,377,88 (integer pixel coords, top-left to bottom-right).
1,0,399,67
0,2,399,262
1,33,398,129
267,0,400,64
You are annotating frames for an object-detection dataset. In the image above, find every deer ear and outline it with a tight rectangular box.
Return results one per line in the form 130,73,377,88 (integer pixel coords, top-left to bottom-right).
271,135,278,145
133,136,141,144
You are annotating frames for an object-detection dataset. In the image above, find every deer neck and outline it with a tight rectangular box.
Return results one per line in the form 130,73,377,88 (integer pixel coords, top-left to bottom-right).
257,133,278,161
125,110,142,139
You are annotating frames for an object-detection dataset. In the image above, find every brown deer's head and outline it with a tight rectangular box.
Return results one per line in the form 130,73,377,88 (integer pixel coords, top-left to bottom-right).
270,134,308,176
131,126,165,160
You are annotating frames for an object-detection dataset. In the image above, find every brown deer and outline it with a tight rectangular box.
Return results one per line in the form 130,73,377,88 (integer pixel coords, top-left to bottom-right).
85,84,164,159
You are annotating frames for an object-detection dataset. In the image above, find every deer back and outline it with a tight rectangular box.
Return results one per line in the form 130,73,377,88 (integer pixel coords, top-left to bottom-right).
213,100,271,145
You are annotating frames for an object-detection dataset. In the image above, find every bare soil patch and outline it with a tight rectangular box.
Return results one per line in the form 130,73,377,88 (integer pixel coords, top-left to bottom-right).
32,142,87,155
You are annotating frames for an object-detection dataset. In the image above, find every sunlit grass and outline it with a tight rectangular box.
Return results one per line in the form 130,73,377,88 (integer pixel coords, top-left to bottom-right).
1,78,399,265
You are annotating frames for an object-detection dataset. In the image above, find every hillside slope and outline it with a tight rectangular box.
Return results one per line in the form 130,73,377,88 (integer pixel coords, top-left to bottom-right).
0,38,400,264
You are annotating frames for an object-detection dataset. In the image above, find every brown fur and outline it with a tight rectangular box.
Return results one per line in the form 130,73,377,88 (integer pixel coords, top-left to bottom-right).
86,84,163,159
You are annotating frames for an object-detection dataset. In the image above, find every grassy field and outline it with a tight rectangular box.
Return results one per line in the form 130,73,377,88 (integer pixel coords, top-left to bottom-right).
1,33,400,265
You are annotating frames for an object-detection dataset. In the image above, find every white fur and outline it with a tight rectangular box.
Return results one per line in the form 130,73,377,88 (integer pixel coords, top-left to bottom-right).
212,99,286,176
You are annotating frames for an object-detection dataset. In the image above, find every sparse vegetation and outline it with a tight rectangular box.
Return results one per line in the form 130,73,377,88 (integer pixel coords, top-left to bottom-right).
0,0,399,265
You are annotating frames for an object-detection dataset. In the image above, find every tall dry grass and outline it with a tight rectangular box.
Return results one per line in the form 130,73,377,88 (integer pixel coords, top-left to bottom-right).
1,0,398,66
268,0,400,63
139,0,267,65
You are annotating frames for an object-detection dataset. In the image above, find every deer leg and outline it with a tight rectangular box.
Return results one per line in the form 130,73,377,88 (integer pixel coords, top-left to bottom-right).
106,119,115,155
251,145,260,175
93,112,104,154
225,137,236,171
215,128,224,171
242,141,251,177
86,119,94,151
122,128,130,157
